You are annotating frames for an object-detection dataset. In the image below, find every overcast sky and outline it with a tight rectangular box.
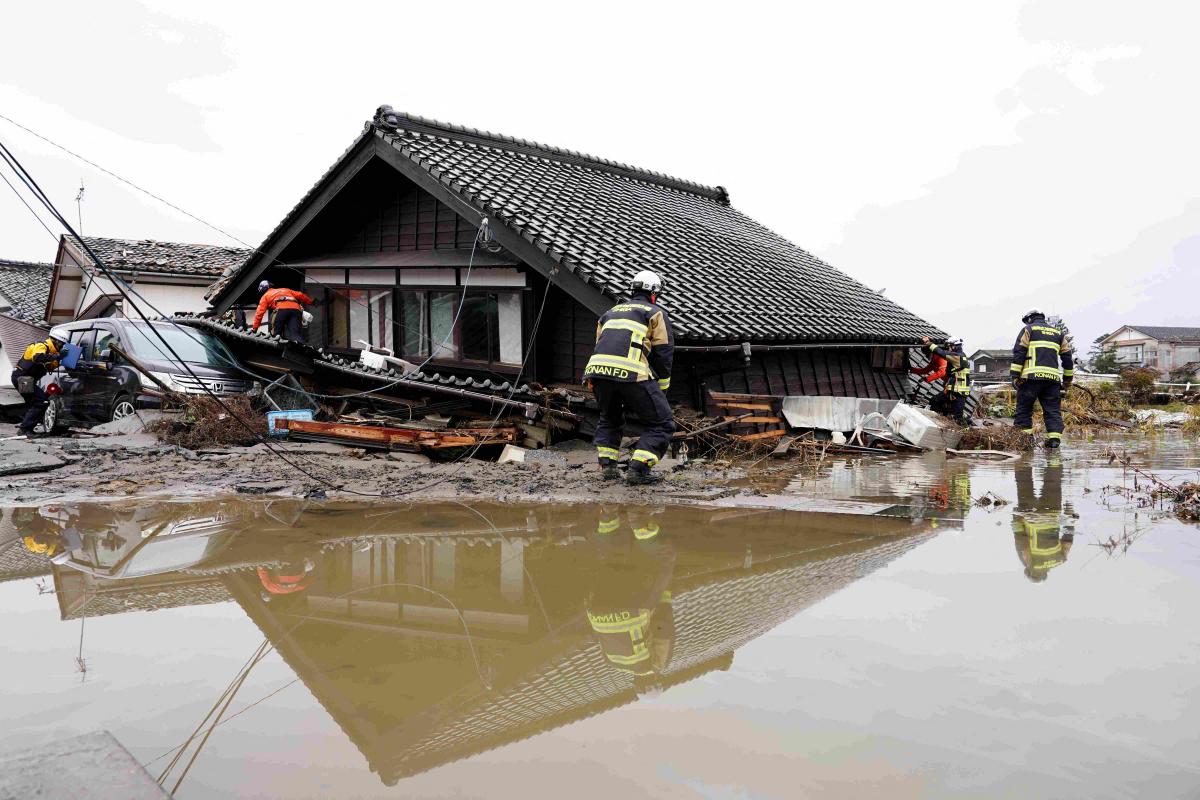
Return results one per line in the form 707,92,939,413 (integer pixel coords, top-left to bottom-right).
1,0,1195,351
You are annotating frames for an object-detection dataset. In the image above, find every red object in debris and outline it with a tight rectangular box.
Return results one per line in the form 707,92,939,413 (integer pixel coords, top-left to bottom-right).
45,383,62,396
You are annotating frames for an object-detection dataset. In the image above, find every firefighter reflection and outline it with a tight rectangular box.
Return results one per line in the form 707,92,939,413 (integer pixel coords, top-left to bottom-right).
15,507,78,560
257,556,316,602
1012,458,1075,582
928,462,973,521
585,507,677,683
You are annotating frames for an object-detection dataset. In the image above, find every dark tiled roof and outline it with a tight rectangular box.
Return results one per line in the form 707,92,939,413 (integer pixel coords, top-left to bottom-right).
215,110,943,344
173,314,537,398
0,259,53,321
69,235,250,278
1123,325,1200,343
0,536,52,584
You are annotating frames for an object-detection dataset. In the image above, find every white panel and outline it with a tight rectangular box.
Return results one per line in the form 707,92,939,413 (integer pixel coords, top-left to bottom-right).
467,268,525,288
399,269,456,286
305,269,345,284
497,293,523,365
348,269,396,285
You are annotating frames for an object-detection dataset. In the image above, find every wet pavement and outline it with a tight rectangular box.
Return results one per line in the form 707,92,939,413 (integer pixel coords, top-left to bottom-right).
1,433,1198,798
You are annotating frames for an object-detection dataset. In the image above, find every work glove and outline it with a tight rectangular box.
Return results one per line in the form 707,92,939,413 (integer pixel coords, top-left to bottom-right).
1012,378,1024,389
1061,383,1071,398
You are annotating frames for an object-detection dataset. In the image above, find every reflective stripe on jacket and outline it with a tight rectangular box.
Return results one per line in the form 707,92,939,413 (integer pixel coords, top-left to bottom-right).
584,293,673,385
252,288,315,329
928,343,971,394
1011,318,1075,382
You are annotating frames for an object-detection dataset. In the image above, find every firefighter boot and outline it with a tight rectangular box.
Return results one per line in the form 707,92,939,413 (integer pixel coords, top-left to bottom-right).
599,458,621,480
626,461,663,486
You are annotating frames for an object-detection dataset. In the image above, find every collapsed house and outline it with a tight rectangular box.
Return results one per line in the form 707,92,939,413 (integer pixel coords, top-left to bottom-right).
204,107,943,418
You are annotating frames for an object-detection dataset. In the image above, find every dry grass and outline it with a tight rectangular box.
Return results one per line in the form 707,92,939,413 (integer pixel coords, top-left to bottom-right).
958,425,1036,452
1183,406,1200,437
148,394,268,449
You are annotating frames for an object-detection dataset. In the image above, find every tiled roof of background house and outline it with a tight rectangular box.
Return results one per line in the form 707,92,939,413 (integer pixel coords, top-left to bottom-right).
68,235,250,278
214,109,944,344
971,349,1012,359
0,259,53,321
1124,326,1200,343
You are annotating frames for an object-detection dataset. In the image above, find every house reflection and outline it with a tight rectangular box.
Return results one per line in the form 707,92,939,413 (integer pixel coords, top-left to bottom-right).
15,499,948,785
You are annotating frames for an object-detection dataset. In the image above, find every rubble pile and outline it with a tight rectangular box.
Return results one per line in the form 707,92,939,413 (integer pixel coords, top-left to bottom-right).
148,394,267,449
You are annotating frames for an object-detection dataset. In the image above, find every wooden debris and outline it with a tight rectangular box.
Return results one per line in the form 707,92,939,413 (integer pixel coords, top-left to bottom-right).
277,418,518,452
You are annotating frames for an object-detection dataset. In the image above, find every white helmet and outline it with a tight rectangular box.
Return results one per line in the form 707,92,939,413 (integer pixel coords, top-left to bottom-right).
630,270,663,295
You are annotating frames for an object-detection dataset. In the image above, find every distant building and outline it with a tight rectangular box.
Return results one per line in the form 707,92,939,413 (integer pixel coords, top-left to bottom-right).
0,258,53,381
45,235,250,324
967,349,1011,380
1098,325,1200,376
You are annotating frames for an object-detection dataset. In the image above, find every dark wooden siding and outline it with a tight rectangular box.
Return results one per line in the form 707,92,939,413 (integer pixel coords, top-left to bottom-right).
672,348,908,409
282,159,478,259
538,285,597,384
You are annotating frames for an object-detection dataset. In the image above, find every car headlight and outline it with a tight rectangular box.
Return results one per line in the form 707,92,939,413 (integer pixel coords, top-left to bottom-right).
148,371,182,391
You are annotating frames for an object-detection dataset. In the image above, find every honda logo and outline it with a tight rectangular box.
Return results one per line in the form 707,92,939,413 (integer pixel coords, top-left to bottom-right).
210,382,223,393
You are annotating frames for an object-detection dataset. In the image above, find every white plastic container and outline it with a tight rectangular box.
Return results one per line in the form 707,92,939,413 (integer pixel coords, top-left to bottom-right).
886,403,963,450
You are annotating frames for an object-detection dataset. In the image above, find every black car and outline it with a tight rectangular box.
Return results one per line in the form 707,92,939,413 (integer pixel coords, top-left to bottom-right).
42,319,253,431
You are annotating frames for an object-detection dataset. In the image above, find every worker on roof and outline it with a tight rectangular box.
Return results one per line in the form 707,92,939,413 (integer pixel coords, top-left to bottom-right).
583,270,675,486
252,280,315,344
909,342,948,397
1012,458,1075,582
257,559,316,602
921,336,972,426
586,507,676,680
10,332,68,438
1010,309,1075,448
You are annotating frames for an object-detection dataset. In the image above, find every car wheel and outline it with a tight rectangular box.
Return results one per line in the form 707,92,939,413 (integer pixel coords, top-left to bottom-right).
110,394,136,422
38,398,65,435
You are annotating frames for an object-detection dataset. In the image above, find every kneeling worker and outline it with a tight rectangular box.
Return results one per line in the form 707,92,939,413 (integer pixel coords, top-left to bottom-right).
921,336,971,425
252,280,315,343
584,270,675,486
11,332,67,437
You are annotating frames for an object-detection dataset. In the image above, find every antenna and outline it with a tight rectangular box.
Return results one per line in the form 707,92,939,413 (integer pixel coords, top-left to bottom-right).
74,179,85,235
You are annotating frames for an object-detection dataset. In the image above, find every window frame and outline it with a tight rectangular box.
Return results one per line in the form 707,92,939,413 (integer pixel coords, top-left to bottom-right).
317,283,529,374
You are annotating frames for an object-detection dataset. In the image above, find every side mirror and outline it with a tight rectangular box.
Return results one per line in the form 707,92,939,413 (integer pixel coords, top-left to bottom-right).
98,349,114,362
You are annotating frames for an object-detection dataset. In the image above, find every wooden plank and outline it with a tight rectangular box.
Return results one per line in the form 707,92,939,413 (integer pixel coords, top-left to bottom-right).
731,429,789,442
713,401,774,411
279,418,517,451
738,416,781,424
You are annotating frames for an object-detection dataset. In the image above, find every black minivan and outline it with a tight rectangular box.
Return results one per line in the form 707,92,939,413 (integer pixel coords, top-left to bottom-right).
42,319,252,430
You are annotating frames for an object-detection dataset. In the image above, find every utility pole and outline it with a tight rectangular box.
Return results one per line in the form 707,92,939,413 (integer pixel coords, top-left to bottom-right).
74,179,85,235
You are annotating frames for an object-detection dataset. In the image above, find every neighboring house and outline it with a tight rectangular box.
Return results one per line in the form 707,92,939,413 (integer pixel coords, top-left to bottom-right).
46,234,250,324
207,107,942,410
1098,325,1200,376
0,259,53,382
967,349,1011,380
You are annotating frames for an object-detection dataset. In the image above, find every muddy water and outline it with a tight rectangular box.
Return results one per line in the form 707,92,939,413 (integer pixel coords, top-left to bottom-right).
1,435,1198,798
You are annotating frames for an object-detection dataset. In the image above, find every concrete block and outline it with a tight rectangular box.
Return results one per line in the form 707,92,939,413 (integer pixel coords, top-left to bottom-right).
497,444,527,464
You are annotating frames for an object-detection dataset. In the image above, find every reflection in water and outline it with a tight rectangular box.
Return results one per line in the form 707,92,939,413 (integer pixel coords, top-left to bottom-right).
3,499,945,786
1012,458,1076,583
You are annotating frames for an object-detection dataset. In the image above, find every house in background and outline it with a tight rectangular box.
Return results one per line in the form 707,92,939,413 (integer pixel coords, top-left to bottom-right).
207,107,942,411
1098,325,1200,376
967,349,1011,381
0,258,53,388
46,235,250,324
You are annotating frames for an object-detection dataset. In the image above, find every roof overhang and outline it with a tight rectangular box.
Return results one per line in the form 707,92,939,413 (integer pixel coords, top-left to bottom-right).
210,133,611,317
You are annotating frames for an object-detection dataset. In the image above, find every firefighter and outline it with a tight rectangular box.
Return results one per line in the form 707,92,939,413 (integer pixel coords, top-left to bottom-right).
251,280,315,343
909,342,947,400
583,270,675,485
1012,458,1074,582
1010,309,1075,448
921,336,971,425
257,559,316,602
585,508,676,680
10,332,68,437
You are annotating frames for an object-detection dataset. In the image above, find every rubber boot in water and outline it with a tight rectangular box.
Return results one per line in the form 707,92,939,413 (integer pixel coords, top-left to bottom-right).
599,458,621,481
1044,439,1061,449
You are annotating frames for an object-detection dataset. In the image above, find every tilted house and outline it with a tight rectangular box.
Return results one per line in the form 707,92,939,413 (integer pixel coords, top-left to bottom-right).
208,107,943,410
47,234,250,323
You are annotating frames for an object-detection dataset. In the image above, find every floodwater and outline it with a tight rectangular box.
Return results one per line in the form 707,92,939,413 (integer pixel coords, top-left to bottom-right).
1,434,1198,799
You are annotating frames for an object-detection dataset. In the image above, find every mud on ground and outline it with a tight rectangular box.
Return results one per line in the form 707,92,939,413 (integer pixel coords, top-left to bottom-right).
0,421,758,508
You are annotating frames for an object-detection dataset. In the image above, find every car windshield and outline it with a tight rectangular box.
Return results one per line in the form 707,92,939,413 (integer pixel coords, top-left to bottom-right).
123,323,235,368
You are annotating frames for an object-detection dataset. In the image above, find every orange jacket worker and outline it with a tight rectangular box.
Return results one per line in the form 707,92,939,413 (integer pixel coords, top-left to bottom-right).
252,280,314,343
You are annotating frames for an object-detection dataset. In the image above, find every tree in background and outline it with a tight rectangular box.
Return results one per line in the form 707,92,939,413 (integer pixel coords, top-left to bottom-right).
1117,367,1158,403
1087,333,1120,373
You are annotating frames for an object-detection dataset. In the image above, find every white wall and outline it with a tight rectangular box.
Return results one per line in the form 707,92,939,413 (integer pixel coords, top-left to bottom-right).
77,274,212,318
